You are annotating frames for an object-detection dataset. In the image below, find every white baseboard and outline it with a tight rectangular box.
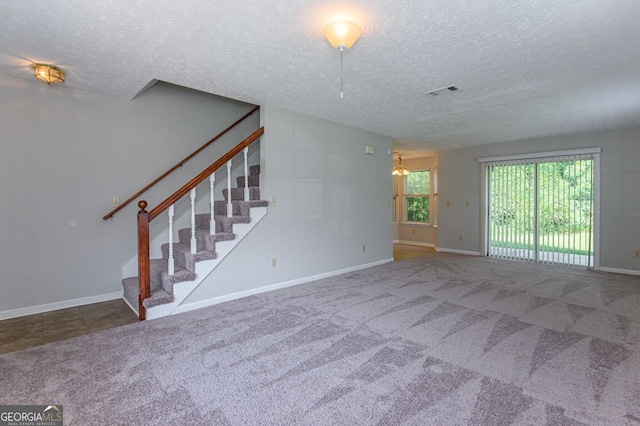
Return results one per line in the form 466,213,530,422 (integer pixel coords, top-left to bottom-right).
0,291,123,321
393,240,436,248
598,266,640,276
436,247,482,256
171,258,394,317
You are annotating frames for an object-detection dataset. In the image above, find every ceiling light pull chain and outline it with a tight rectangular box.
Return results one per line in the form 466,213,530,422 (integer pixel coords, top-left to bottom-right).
340,48,344,99
322,20,361,100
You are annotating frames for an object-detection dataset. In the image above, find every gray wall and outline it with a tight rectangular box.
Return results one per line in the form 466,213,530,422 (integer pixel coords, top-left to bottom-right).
0,74,258,313
438,127,640,272
184,104,394,304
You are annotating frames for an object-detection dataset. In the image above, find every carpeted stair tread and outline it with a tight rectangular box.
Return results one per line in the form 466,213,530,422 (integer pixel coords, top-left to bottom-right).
142,288,173,309
242,200,268,208
212,200,267,216
213,200,251,216
122,276,175,310
215,215,251,234
178,228,217,251
236,175,260,188
195,213,251,233
187,199,257,223
223,187,261,201
161,242,216,272
181,229,236,242
122,275,161,301
249,165,260,176
149,258,196,293
211,232,235,241
122,262,196,306
176,227,238,251
159,268,197,295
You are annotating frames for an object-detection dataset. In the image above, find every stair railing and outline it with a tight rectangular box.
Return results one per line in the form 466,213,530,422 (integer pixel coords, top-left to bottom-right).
103,105,260,221
136,126,264,319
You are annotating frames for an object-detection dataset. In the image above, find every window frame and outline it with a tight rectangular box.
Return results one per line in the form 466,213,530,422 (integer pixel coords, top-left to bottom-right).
403,169,432,225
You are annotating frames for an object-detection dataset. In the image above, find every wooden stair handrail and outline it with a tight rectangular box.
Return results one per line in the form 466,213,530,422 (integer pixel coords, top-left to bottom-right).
103,105,260,220
147,127,264,222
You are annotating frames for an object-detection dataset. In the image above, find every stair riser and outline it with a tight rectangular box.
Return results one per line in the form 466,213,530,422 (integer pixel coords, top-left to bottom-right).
161,244,191,271
160,269,196,297
161,243,217,272
236,175,260,188
213,201,250,217
177,228,216,251
195,214,230,233
150,262,165,286
195,214,251,233
215,221,234,234
223,187,261,201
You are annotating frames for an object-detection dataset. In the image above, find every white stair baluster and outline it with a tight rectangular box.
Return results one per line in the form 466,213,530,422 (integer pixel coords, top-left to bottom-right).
190,188,197,254
227,160,233,217
168,204,175,276
243,147,249,201
209,173,215,235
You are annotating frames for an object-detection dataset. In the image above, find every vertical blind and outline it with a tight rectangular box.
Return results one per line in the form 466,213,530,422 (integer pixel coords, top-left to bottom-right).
486,153,595,268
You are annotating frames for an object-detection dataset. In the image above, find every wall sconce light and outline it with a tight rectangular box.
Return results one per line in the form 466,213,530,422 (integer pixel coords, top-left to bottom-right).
323,20,362,99
32,63,66,85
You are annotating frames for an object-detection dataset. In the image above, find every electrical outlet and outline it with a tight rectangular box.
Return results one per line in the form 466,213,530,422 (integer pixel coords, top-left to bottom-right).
362,245,366,253
458,235,463,242
446,200,451,207
112,197,120,208
271,258,277,268
412,229,416,235
635,251,640,258
270,196,277,207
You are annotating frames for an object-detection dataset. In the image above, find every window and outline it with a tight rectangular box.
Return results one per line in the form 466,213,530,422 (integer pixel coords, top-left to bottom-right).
404,170,430,223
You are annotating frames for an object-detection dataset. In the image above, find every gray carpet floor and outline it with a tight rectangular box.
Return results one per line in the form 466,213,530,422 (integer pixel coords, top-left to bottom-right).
1,253,640,425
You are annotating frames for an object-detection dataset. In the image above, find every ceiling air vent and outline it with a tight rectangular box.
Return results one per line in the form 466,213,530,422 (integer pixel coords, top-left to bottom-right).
424,86,459,97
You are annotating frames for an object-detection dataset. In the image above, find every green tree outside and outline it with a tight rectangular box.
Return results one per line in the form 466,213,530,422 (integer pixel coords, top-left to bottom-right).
406,171,430,223
489,159,593,255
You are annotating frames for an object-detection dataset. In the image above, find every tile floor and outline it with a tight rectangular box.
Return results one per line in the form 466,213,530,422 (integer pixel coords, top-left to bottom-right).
0,299,137,355
1,243,434,355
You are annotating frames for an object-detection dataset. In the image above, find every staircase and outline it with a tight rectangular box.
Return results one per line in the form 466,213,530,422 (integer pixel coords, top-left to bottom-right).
122,164,267,319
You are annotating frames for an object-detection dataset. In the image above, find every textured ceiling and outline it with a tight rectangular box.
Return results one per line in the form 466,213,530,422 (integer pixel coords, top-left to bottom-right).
2,0,640,157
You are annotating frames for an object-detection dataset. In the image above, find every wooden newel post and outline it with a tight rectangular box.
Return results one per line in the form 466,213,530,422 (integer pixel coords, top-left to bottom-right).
137,200,150,321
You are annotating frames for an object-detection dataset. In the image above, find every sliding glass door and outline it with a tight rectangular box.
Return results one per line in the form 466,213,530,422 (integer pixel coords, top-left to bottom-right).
486,153,595,267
